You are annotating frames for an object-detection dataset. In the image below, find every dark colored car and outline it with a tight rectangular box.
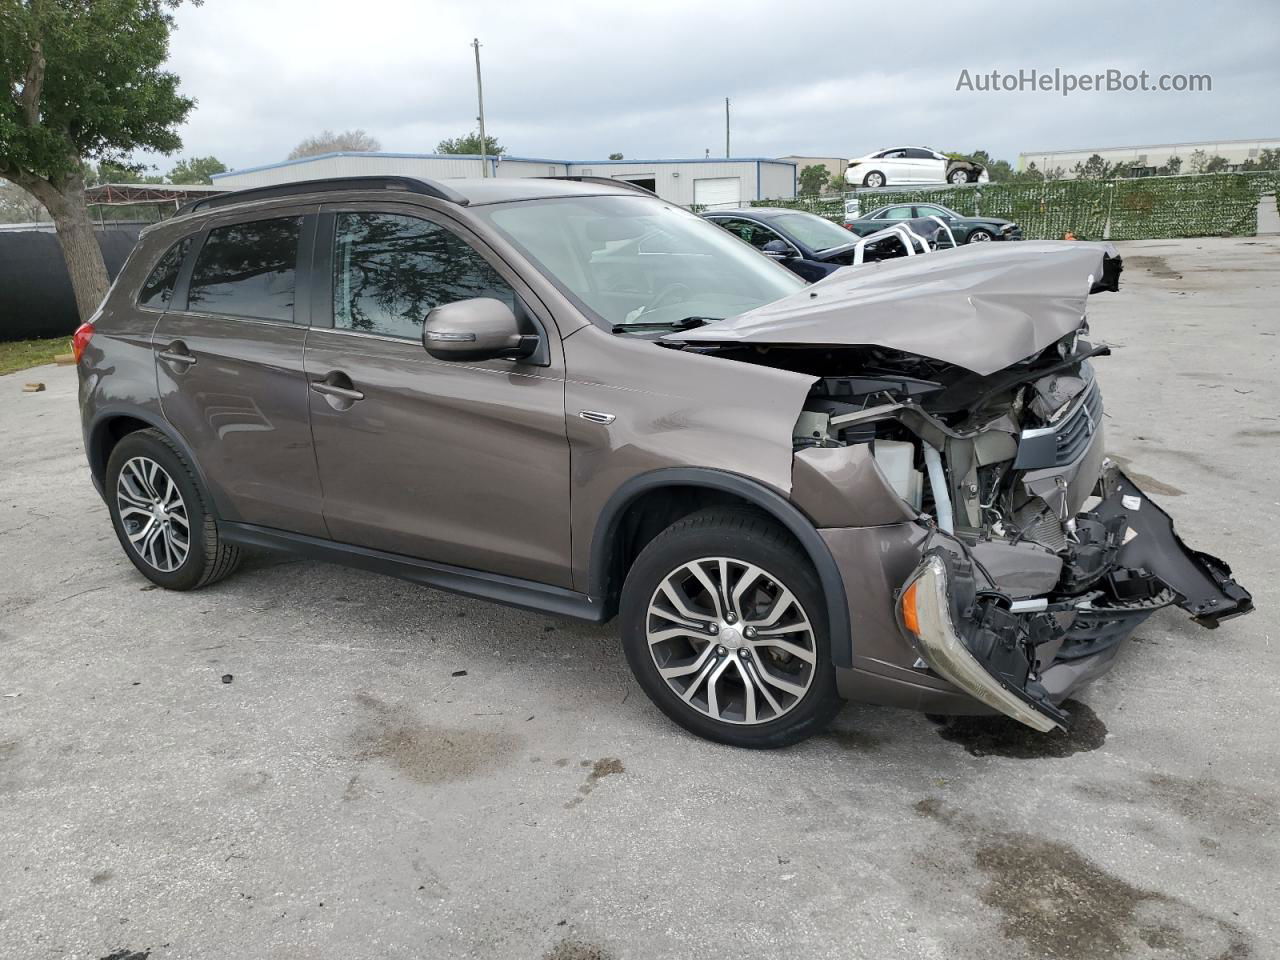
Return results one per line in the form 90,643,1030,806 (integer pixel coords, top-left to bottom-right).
74,175,1250,749
703,207,865,280
847,201,1022,243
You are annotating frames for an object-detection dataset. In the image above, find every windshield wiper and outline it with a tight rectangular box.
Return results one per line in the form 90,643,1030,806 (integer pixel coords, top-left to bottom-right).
612,316,719,334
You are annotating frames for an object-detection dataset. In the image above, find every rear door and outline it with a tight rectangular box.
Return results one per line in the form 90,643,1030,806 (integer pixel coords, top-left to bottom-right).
154,207,325,536
303,203,572,587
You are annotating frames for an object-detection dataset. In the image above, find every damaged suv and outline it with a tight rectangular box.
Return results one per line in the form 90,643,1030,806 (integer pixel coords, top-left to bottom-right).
76,176,1252,747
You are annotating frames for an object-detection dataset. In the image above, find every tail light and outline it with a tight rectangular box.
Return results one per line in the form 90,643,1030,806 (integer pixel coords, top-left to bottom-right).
71,322,95,363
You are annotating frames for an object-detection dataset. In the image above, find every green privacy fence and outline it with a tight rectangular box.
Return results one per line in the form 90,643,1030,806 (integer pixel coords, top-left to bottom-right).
755,173,1279,240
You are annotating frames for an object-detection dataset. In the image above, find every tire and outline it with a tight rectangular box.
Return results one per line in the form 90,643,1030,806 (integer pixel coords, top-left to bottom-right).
105,428,241,590
620,508,841,748
949,169,971,185
862,171,886,188
967,228,994,243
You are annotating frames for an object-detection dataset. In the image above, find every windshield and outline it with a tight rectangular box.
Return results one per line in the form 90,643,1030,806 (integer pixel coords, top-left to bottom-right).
766,212,858,252
477,195,805,329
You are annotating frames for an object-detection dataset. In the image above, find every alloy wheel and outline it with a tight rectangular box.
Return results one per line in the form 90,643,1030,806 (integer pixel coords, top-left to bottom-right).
969,230,993,242
116,456,190,572
646,557,817,725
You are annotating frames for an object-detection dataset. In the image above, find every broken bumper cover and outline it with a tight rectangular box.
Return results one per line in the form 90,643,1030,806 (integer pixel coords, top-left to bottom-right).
895,466,1253,730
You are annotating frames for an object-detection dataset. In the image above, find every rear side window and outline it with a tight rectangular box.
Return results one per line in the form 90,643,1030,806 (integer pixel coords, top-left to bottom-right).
332,212,515,339
187,217,302,322
138,238,190,308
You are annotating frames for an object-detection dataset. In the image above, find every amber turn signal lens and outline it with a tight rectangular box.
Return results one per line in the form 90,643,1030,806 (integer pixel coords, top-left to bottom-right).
900,580,920,637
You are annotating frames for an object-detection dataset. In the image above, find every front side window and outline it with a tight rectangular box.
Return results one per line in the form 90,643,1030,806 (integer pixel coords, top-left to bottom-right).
187,217,301,322
138,238,190,308
879,206,915,221
767,213,856,252
333,213,515,339
478,196,805,330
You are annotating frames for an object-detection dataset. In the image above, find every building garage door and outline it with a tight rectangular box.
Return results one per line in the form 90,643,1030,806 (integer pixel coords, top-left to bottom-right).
693,177,742,209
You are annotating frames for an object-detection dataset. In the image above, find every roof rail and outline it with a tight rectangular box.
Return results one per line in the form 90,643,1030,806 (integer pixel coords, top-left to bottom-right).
181,176,470,214
538,176,658,197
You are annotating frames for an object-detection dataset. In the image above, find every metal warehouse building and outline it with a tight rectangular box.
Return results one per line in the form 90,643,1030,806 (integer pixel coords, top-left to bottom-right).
1018,137,1280,178
211,152,797,209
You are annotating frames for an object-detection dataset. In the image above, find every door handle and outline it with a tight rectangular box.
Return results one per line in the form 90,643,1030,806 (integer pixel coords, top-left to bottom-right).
158,343,196,366
310,377,364,402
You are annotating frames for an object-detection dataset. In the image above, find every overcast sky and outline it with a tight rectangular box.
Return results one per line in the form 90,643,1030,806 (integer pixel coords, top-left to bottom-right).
141,0,1279,173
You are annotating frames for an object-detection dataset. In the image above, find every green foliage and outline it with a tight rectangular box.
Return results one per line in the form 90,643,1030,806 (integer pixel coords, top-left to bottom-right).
0,335,69,375
435,132,505,156
287,128,380,160
754,172,1276,241
0,0,195,182
1187,149,1208,174
798,163,830,196
168,155,226,184
608,152,624,160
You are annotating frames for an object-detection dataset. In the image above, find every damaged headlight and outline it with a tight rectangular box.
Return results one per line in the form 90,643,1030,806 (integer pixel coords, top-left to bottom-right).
897,554,1061,732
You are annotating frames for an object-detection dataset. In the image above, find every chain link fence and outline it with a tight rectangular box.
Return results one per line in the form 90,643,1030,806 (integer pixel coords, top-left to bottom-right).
754,173,1280,240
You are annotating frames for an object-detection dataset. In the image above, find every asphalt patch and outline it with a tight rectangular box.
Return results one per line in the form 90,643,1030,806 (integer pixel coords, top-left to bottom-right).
1128,255,1183,280
933,699,1106,758
543,940,614,960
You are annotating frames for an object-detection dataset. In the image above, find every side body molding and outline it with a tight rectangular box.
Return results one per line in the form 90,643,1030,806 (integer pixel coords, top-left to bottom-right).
588,467,854,667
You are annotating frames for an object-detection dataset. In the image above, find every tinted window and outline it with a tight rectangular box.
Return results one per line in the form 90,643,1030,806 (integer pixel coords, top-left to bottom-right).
138,238,190,308
879,206,915,221
915,205,955,220
187,217,301,322
333,213,516,339
904,148,936,159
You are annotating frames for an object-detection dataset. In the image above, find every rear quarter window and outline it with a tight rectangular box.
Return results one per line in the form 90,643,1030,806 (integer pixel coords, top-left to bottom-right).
187,217,302,322
137,238,191,308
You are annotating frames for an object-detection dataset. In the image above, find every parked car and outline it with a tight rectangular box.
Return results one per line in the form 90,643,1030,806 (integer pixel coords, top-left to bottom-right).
847,147,989,188
702,207,867,280
846,201,1022,243
75,175,1251,748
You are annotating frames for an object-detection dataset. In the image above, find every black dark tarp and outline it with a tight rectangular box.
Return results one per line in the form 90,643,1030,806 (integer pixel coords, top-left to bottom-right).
0,225,142,341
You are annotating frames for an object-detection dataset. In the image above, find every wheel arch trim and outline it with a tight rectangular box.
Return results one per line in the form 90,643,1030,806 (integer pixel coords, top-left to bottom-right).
588,467,854,667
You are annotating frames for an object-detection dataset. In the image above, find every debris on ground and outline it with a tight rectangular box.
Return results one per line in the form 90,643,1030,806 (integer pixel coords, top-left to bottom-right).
221,674,233,684
22,382,45,393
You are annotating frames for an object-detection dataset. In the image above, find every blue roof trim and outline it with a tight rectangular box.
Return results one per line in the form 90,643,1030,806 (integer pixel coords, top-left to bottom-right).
211,151,797,180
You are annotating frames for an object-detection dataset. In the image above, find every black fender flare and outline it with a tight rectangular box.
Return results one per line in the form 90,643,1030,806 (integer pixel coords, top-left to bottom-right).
85,406,228,517
589,467,853,667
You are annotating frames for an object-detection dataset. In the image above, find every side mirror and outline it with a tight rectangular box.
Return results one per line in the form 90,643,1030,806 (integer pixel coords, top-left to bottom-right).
761,239,792,261
422,298,538,362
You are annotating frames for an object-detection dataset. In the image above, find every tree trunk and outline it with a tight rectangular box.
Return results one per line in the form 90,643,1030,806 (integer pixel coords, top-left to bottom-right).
22,167,112,323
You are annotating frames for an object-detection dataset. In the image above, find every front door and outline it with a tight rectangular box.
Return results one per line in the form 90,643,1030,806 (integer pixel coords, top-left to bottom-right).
154,208,326,536
304,205,573,588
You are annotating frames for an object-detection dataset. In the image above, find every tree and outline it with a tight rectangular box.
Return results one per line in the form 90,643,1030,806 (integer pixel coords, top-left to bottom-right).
0,177,44,222
1073,153,1118,180
1187,149,1208,175
1161,155,1183,176
0,0,196,321
287,128,380,160
1204,154,1230,174
608,152,623,160
168,155,226,184
435,132,504,156
798,163,830,196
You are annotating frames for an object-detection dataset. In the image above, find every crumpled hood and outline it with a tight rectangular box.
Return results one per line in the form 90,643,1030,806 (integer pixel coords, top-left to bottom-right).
668,240,1119,376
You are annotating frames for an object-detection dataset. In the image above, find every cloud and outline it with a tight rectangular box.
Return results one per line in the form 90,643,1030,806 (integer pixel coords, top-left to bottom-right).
136,0,1280,174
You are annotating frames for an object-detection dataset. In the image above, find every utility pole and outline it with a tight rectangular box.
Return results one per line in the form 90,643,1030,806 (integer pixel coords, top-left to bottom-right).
472,38,488,178
725,97,731,158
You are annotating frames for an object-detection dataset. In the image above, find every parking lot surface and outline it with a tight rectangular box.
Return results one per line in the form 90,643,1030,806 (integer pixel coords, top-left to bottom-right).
2,236,1278,960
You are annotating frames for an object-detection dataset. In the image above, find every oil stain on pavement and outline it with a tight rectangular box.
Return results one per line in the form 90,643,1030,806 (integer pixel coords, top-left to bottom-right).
565,757,625,809
542,939,614,960
932,699,1107,758
913,798,1254,960
351,692,522,785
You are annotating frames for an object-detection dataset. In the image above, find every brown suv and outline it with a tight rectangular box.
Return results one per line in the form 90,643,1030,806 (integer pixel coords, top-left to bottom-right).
75,176,1251,747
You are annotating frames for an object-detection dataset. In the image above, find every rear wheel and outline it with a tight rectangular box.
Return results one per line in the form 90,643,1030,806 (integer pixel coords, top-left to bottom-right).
106,429,241,590
949,169,971,184
620,508,841,748
862,171,886,188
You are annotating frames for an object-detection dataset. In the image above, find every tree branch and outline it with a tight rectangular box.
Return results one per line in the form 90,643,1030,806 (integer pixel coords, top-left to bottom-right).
21,2,47,127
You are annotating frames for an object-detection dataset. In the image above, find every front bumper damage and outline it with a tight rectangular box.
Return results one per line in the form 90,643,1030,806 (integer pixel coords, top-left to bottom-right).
896,462,1253,730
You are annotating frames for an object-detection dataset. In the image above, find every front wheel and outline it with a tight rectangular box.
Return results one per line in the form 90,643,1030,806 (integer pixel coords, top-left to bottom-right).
862,171,886,188
967,228,994,242
620,509,841,748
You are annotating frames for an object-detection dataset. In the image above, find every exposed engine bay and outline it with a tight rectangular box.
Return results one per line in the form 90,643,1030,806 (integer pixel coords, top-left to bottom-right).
669,241,1252,730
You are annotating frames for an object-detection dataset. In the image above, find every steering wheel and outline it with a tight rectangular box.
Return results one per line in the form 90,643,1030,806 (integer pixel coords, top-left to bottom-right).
642,282,693,317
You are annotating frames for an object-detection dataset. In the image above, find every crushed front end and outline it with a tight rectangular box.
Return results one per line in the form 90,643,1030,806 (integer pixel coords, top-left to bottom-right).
793,339,1252,730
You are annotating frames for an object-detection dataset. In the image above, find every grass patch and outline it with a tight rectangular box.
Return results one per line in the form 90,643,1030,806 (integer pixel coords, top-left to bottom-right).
0,336,71,377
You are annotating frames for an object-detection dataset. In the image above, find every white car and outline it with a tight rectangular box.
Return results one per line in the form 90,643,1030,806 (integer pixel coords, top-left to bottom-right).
846,147,989,188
